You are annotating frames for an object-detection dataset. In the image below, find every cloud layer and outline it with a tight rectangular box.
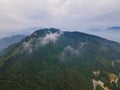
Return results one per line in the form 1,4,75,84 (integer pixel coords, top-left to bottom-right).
0,0,120,41
0,0,120,31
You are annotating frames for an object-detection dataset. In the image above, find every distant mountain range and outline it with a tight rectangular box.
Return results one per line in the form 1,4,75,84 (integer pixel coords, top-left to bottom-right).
107,27,120,30
87,26,120,43
0,28,120,90
0,35,26,51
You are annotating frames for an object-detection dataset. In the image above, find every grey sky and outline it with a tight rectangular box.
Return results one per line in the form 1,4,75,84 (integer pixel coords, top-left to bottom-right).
0,0,120,42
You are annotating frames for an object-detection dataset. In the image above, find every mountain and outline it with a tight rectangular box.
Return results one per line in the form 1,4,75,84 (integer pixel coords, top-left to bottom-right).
107,27,120,31
0,28,120,90
0,35,26,51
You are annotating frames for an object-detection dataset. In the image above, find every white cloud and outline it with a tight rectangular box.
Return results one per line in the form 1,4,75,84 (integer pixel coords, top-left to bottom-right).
22,30,63,53
22,38,34,53
64,45,80,55
58,45,80,61
40,31,63,45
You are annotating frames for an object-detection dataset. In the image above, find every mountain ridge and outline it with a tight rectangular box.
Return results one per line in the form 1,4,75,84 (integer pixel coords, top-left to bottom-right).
107,27,120,30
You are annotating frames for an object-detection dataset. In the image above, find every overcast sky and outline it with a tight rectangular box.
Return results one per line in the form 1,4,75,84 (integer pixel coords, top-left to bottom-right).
0,0,120,41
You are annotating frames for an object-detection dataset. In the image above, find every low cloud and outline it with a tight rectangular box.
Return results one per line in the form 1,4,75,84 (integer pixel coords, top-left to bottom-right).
58,45,80,61
22,31,63,53
40,31,63,46
64,45,80,55
22,38,34,53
